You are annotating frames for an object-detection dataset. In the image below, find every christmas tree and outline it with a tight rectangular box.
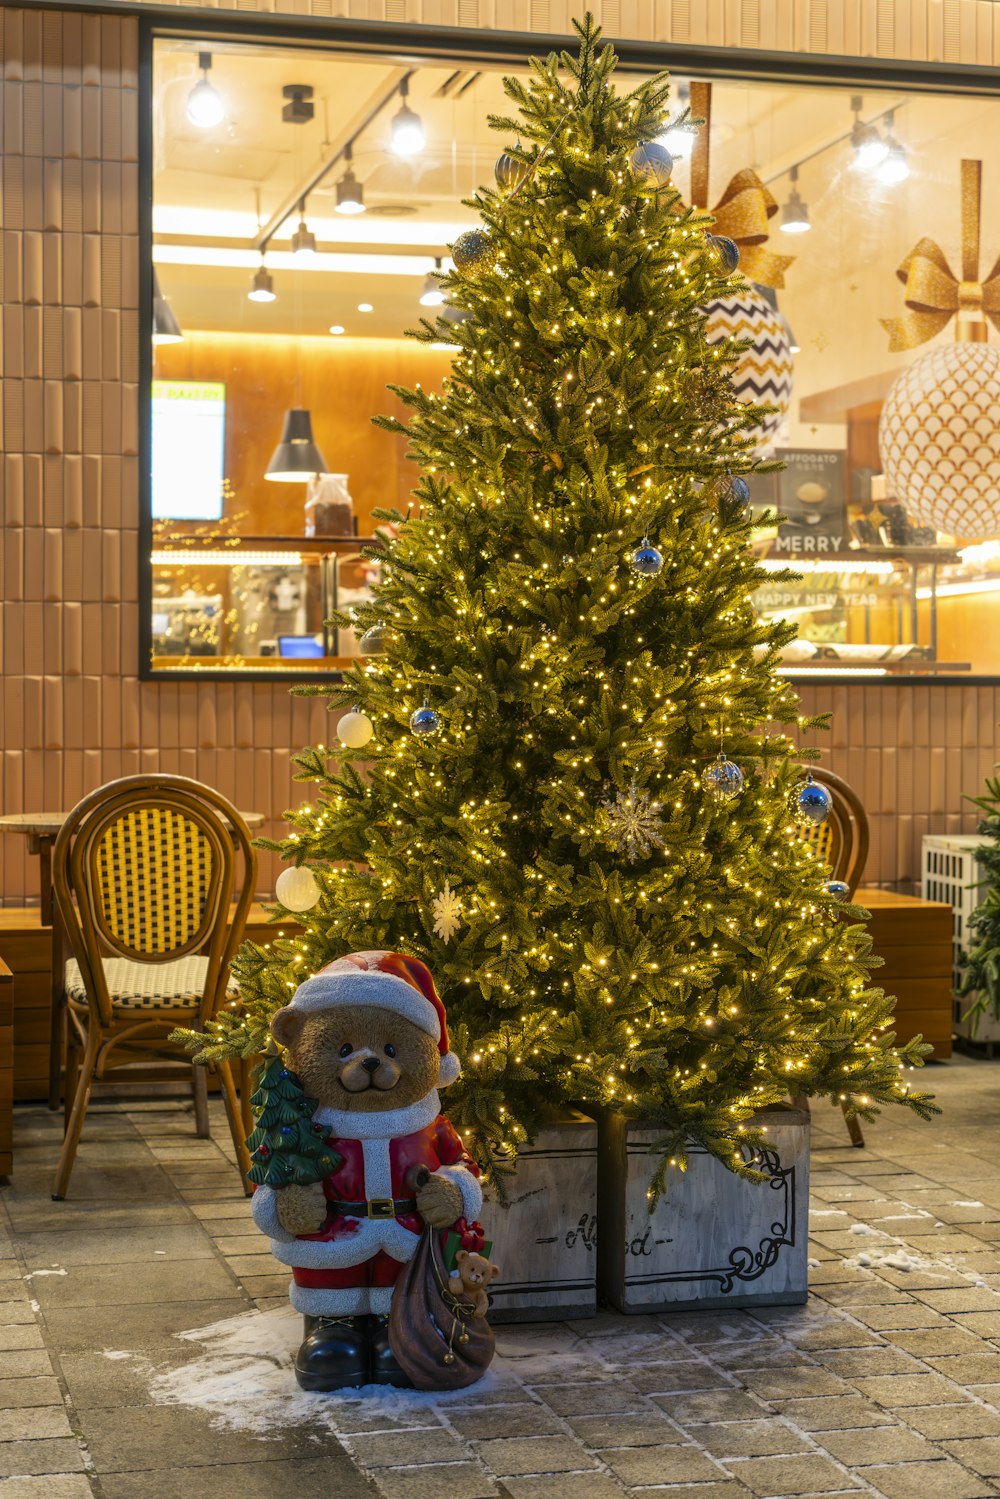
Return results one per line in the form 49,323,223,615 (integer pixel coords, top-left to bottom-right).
958,763,1000,1027
245,1053,341,1189
202,16,935,1188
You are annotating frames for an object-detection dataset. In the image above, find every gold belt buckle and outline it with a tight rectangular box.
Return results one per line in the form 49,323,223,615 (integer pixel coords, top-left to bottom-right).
367,1198,395,1219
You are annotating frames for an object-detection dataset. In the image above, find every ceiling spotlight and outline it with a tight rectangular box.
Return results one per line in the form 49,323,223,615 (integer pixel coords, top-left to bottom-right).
779,166,810,234
357,303,374,313
248,259,276,302
329,325,346,336
152,269,183,344
391,77,425,157
658,83,694,159
419,257,446,307
335,145,366,216
291,202,317,257
186,52,224,129
850,95,888,171
877,114,910,184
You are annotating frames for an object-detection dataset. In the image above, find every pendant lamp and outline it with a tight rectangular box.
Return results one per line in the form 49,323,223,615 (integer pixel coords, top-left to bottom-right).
265,409,329,482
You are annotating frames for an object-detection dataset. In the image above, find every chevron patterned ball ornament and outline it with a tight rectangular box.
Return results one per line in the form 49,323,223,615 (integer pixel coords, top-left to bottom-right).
878,343,1000,541
703,286,794,451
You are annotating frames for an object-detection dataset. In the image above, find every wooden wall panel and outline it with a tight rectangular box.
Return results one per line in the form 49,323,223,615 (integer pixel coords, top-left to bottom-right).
2,4,999,915
106,0,1000,64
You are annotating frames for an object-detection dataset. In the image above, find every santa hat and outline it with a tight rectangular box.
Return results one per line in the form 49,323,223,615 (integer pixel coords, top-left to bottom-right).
287,951,461,1086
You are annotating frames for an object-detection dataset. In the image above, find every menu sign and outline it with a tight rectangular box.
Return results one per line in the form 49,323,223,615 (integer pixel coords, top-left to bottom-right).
772,450,846,556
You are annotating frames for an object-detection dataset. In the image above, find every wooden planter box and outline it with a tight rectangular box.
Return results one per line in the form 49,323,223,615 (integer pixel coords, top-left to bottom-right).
482,1108,598,1323
597,1106,809,1313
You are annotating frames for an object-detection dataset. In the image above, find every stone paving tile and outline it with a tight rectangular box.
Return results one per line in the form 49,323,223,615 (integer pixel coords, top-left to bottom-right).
814,1425,941,1464
816,1347,924,1377
927,1355,1000,1384
39,1298,250,1354
449,1406,566,1440
97,1457,375,1499
862,1457,997,1498
0,1478,96,1499
373,1463,498,1499
595,1444,725,1485
0,1408,74,1442
629,1361,733,1394
719,1453,861,1493
955,1315,1000,1338
883,1327,989,1355
906,1405,1000,1439
0,1378,66,1409
739,1367,853,1400
500,1476,631,1499
0,1353,54,1381
942,1439,1000,1477
0,1439,86,1477
660,1391,770,1424
687,1419,811,1458
914,1289,1000,1313
850,1372,974,1407
534,1383,646,1417
80,1404,335,1472
774,1396,895,1431
0,1326,45,1352
13,1227,215,1267
27,1259,240,1310
471,1437,598,1475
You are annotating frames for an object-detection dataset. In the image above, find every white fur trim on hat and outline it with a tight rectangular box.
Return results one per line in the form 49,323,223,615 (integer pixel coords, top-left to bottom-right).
289,966,441,1042
438,1051,461,1087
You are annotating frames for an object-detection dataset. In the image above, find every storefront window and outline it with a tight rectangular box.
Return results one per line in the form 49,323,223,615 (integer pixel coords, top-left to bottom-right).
145,38,1000,679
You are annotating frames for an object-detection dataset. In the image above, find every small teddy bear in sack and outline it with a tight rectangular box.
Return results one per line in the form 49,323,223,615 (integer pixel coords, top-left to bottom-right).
448,1250,501,1319
249,950,484,1392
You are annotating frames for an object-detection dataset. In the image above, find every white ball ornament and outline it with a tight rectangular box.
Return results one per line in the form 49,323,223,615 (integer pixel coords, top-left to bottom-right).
336,708,374,749
275,865,321,913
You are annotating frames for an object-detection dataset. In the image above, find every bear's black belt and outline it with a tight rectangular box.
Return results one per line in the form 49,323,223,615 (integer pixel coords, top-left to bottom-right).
328,1197,417,1220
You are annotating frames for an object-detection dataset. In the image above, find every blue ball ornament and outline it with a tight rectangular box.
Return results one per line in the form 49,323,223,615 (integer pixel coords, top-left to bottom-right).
730,476,751,506
630,141,673,188
796,772,832,825
280,1125,293,1137
630,538,664,577
825,880,850,900
708,234,740,274
702,751,745,802
410,701,441,737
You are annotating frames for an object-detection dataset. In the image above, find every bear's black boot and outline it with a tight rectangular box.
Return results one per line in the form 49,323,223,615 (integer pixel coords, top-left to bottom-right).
367,1313,413,1387
294,1315,368,1391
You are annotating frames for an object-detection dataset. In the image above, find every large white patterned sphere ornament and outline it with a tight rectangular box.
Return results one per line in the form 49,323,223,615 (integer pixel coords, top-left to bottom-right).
275,865,321,913
703,286,794,452
879,343,1000,540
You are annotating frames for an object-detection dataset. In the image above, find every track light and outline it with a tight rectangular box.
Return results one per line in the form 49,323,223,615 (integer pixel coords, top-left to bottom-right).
779,166,810,234
291,202,317,257
419,257,446,307
248,259,276,303
391,77,425,157
877,114,910,184
186,52,224,129
850,96,888,171
335,145,366,216
658,83,694,159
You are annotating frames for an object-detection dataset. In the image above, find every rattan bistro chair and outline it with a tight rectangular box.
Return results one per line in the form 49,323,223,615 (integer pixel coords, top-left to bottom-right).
794,765,871,1148
51,774,257,1200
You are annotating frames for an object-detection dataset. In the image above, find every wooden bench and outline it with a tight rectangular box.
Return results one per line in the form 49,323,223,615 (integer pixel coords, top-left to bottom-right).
0,905,299,1103
0,958,12,1174
859,888,953,1060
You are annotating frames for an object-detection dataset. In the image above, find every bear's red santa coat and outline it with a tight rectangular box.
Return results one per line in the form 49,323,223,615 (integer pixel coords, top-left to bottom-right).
251,951,482,1318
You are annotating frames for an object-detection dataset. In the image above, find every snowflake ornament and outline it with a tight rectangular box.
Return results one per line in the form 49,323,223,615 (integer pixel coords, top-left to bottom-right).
599,779,666,863
431,880,463,943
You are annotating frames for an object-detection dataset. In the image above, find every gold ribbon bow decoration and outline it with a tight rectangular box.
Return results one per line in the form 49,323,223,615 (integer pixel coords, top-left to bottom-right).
881,159,1000,351
708,168,796,290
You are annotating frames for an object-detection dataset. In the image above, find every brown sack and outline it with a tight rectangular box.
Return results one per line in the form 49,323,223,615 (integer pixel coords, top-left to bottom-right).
388,1227,496,1391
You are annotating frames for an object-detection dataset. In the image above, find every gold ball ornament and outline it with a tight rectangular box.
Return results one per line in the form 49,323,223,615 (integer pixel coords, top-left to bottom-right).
274,865,321,913
495,151,527,192
452,228,497,274
879,341,1000,540
703,285,794,452
336,708,374,748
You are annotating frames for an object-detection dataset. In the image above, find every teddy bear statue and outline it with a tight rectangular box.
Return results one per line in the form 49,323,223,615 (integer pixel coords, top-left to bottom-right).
250,949,484,1391
448,1249,500,1320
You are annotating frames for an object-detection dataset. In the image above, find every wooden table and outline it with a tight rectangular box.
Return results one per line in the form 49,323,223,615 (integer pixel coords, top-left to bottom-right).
0,957,11,1175
859,888,953,1060
0,809,266,1110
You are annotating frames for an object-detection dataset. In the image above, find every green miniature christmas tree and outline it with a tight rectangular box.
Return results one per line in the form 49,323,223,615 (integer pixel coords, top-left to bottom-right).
191,16,935,1190
246,1052,341,1189
958,762,1000,1027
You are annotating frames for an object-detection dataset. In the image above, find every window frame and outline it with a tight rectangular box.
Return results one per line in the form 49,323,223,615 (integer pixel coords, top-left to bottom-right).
135,6,1000,684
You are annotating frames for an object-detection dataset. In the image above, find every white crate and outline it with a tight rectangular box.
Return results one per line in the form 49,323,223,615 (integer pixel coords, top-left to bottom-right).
921,833,998,1046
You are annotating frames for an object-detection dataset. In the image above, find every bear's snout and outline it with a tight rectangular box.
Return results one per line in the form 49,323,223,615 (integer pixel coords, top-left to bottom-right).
338,1049,402,1094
